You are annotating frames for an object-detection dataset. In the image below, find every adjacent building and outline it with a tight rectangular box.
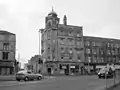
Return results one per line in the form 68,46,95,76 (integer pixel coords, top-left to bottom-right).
83,36,120,73
27,55,43,73
0,30,16,75
41,10,84,75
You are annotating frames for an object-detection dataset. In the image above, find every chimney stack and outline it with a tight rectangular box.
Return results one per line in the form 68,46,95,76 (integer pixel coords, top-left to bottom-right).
63,15,67,25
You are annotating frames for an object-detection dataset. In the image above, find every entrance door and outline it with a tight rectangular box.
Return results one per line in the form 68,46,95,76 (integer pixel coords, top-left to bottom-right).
47,68,51,75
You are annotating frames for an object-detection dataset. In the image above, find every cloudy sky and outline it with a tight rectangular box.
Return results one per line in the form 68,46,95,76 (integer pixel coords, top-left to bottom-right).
0,0,120,68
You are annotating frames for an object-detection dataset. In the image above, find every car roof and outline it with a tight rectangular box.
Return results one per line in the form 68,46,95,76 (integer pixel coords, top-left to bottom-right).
17,70,27,74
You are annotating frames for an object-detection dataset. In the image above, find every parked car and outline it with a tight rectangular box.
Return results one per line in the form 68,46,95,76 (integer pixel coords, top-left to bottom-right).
98,67,113,79
16,70,43,81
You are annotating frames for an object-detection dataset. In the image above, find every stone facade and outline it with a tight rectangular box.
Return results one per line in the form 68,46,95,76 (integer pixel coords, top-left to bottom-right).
27,55,43,74
41,10,85,75
40,10,120,76
0,31,16,75
83,36,120,73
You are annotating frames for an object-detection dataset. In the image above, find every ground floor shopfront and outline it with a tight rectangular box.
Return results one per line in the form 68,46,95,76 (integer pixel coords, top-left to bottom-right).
84,63,120,74
0,61,15,75
43,62,120,75
44,61,87,76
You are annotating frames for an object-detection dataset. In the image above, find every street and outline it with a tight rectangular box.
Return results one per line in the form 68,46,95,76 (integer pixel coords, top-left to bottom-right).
0,75,119,90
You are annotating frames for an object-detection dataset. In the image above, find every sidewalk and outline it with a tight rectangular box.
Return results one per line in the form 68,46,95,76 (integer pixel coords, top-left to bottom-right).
0,75,15,81
0,75,56,81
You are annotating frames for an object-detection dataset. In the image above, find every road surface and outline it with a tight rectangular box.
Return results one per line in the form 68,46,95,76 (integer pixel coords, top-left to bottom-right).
0,75,118,90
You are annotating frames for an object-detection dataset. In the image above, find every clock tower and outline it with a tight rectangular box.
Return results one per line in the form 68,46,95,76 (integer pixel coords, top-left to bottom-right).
45,8,60,29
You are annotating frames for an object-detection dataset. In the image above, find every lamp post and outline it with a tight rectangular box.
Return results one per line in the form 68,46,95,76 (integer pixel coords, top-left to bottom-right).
38,29,41,73
38,29,41,55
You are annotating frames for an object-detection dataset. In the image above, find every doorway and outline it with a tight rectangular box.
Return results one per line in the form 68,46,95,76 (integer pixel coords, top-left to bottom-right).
47,68,51,75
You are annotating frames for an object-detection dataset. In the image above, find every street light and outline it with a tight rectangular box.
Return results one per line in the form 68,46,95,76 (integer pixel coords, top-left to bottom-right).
38,29,41,55
38,29,41,73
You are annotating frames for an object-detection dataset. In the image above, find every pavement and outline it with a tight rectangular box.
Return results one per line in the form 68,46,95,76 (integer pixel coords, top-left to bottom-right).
108,83,120,90
0,75,55,81
0,75,120,90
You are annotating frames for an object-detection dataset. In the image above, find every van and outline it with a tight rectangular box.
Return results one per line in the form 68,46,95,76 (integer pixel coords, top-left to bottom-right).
98,67,113,79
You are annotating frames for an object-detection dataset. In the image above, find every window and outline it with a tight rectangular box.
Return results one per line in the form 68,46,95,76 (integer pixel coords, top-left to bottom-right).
107,50,111,55
60,31,64,36
41,50,44,53
47,32,50,40
53,56,55,60
92,42,96,46
111,44,113,48
48,56,50,59
3,43,9,50
92,49,97,54
60,38,64,45
69,48,73,53
100,49,104,55
85,41,90,46
107,43,110,47
77,32,81,37
86,48,91,54
78,56,80,60
111,50,115,55
116,44,119,48
3,52,9,60
69,57,72,59
61,57,63,59
48,44,50,49
27,71,32,74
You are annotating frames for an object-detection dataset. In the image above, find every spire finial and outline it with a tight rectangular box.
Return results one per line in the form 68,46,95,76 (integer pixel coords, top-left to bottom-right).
52,6,54,12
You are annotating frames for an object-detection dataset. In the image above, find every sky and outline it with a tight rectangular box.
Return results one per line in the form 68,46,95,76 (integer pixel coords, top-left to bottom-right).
0,0,120,68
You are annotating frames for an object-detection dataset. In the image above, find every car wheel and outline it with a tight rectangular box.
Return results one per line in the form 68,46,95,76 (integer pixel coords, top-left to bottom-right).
24,77,29,81
31,79,34,81
37,76,42,80
16,79,20,81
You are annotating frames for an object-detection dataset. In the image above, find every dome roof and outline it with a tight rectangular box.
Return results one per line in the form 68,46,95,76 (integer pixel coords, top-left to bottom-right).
48,8,57,16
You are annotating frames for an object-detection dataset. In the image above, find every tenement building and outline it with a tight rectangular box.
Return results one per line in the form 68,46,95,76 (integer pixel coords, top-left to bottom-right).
40,10,120,75
0,31,16,75
83,36,120,73
41,9,85,75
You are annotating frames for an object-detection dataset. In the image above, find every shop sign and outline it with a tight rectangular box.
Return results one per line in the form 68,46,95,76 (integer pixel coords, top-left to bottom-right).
70,66,75,68
62,66,66,69
46,64,54,67
114,65,120,69
60,70,65,74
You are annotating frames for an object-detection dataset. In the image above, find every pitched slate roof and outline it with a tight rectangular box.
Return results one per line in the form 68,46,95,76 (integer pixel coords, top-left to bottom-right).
0,30,15,35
